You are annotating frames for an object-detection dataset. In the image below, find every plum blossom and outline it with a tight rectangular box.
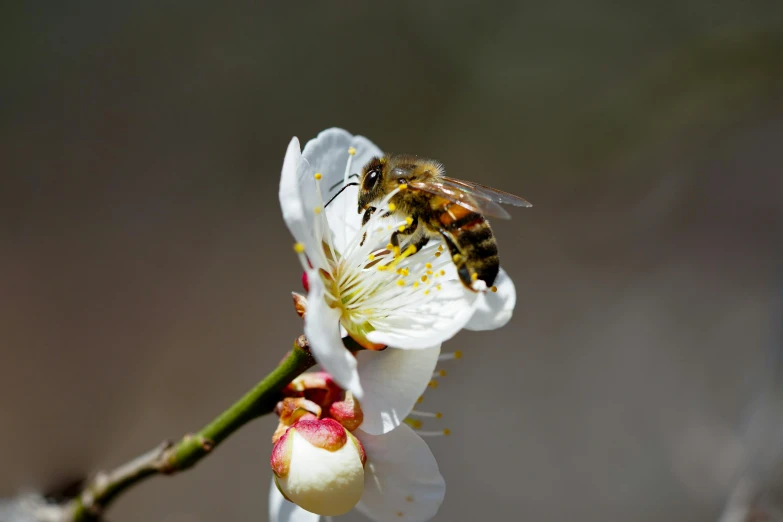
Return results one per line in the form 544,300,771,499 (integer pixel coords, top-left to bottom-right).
279,128,516,416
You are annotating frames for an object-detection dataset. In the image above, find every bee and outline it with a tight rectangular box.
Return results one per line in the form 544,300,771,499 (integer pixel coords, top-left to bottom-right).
356,154,531,291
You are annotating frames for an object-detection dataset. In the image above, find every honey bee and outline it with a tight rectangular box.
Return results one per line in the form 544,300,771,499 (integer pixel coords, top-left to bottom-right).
356,154,531,291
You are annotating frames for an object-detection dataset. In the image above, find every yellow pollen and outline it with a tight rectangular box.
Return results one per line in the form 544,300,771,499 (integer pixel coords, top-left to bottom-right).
452,254,462,263
436,284,442,291
471,272,478,281
424,289,430,295
416,396,424,404
406,496,414,502
443,429,451,436
399,184,408,190
435,412,443,419
377,264,389,271
454,350,463,359
491,285,498,292
368,253,375,261
393,246,401,257
293,243,305,253
398,225,406,232
405,216,413,225
438,370,447,377
425,262,432,269
397,280,405,287
426,270,433,275
439,269,446,276
314,206,322,214
387,225,392,230
428,380,438,389
438,245,444,251
406,418,423,429
388,203,396,211
413,281,419,288
348,146,357,155
314,172,322,180
434,251,442,257
386,243,394,250
404,245,417,256
421,275,428,282
402,267,410,276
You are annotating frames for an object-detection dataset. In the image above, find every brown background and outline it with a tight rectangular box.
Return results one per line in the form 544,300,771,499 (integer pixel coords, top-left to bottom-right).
1,2,781,521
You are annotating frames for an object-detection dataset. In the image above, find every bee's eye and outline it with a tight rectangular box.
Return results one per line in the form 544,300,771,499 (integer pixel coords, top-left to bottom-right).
363,168,380,190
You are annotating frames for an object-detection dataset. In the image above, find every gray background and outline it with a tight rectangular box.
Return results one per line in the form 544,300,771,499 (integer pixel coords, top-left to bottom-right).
1,2,781,521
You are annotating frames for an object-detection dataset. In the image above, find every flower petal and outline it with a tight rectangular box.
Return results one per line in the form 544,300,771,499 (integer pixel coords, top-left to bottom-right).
354,425,446,522
268,479,321,522
465,268,516,331
304,271,363,397
355,345,441,435
365,282,478,349
278,137,327,269
301,128,383,253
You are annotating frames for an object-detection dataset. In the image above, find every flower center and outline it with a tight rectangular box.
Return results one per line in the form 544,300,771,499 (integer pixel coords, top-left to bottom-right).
305,150,461,348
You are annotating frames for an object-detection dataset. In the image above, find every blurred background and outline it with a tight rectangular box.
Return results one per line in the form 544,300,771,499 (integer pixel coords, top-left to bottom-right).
1,2,781,521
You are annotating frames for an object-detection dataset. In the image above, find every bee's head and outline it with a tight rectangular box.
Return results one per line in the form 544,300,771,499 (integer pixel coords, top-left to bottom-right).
357,156,388,213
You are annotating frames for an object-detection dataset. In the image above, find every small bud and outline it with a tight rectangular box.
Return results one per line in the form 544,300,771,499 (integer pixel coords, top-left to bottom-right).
329,392,364,432
292,292,308,318
285,371,343,409
271,418,365,516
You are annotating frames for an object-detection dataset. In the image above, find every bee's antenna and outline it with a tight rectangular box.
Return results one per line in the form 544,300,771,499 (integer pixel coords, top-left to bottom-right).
329,174,360,192
324,182,359,208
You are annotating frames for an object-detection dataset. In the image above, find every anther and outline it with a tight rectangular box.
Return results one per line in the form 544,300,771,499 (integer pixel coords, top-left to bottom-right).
425,263,432,269
386,243,394,250
314,172,322,180
428,380,438,389
413,281,419,288
452,254,462,263
416,396,424,404
436,284,442,291
348,147,357,155
438,350,462,361
405,217,413,225
439,270,445,276
397,280,405,287
368,254,375,261
388,203,397,212
397,512,404,518
491,285,498,292
436,369,447,377
398,225,406,232
404,418,423,429
421,275,427,282
438,245,444,251
293,243,305,253
406,496,414,502
434,251,441,257
314,206,323,214
471,272,478,281
399,184,408,190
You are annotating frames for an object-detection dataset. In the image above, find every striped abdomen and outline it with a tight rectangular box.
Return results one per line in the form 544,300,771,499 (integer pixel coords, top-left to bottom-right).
433,197,499,290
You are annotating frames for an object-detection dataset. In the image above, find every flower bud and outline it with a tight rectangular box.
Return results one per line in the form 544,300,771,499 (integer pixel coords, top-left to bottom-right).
271,418,366,516
329,392,364,432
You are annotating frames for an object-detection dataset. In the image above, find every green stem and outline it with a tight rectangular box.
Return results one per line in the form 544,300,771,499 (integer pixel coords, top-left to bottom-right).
67,336,316,522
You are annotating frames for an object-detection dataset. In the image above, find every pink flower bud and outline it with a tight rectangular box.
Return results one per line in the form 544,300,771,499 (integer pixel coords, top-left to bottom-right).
270,418,366,516
329,393,364,432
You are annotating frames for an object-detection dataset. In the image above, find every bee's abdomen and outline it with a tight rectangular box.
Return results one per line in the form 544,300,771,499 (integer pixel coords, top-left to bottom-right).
436,201,499,288
456,219,499,288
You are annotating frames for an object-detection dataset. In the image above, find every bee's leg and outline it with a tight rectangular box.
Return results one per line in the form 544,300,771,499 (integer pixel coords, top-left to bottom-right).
390,215,419,256
410,232,430,253
439,229,473,289
359,207,376,246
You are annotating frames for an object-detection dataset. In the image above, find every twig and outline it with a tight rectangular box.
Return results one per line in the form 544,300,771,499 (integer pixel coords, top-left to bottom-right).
64,335,316,522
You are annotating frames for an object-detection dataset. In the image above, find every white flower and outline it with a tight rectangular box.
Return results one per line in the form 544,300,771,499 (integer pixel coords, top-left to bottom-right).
279,128,516,428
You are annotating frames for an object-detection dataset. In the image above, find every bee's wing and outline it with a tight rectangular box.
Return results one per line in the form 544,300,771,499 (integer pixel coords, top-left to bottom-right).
409,180,513,219
441,176,533,208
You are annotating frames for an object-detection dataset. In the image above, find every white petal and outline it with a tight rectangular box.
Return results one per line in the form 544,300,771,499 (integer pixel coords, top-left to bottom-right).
354,425,445,522
278,137,327,269
269,478,321,522
356,345,441,435
366,287,477,349
465,268,516,331
301,128,383,252
304,271,363,397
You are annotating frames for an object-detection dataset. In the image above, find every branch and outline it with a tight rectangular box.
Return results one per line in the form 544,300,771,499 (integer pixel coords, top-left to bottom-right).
65,335,316,522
